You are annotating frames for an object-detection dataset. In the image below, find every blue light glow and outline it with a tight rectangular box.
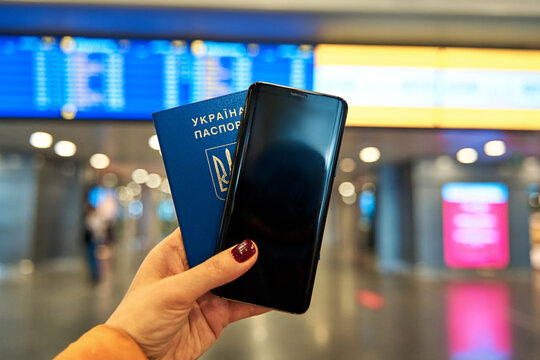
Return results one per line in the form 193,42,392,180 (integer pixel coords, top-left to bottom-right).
157,199,175,221
128,200,143,218
88,186,107,208
442,183,509,204
0,36,314,120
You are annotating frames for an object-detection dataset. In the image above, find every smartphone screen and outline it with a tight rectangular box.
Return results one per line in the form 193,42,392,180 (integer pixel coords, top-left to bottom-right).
213,83,347,313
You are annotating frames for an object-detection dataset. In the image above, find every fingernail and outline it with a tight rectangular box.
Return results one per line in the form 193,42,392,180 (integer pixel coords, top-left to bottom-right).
231,239,256,263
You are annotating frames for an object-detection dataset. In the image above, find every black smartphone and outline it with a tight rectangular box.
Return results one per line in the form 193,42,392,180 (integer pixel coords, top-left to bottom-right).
213,82,348,313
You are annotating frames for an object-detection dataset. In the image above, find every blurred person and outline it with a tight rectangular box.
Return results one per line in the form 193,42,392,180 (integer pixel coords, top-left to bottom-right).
55,229,268,360
97,189,119,247
83,202,107,282
94,188,120,283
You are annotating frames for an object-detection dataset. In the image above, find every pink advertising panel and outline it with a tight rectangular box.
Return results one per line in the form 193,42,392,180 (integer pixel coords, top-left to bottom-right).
446,282,512,360
442,183,509,268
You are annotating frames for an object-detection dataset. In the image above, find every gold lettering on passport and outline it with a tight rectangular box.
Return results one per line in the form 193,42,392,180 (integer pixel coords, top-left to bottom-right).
192,107,244,140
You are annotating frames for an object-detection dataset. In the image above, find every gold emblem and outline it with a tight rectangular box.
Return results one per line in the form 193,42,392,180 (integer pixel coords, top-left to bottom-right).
205,143,236,200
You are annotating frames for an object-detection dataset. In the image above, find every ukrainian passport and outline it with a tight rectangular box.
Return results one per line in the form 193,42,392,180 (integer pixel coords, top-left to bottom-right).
152,90,247,267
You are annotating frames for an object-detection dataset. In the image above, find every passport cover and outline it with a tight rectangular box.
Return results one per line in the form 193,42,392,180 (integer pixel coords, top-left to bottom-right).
152,90,247,267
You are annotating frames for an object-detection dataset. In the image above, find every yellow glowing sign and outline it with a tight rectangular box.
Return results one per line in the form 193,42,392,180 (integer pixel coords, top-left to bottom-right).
315,45,540,130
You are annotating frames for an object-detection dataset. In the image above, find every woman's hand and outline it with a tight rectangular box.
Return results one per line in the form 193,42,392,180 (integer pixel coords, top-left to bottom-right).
106,229,268,360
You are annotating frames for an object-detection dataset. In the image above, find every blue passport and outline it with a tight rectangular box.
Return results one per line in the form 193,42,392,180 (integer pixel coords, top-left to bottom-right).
152,91,247,267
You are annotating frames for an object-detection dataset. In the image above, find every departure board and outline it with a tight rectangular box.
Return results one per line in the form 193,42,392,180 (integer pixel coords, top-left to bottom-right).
315,44,540,130
0,36,314,120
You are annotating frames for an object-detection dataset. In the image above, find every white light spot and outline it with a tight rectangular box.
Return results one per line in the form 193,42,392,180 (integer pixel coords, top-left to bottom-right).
89,153,110,169
29,132,53,149
132,168,149,184
359,147,381,163
456,148,478,164
148,134,160,151
484,140,506,157
146,173,162,188
116,187,133,203
160,178,171,194
338,182,356,197
54,141,76,157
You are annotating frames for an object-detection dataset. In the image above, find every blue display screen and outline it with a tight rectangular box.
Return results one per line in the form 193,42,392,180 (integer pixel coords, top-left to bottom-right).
0,36,314,120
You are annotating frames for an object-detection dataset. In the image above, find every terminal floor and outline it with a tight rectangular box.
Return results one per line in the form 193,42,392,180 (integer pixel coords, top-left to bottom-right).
1,249,540,360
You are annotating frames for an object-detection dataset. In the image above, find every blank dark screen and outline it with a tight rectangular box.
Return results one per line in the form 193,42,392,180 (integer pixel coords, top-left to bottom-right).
215,85,344,313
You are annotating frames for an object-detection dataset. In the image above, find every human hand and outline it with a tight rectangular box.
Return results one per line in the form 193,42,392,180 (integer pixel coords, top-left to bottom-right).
106,228,269,360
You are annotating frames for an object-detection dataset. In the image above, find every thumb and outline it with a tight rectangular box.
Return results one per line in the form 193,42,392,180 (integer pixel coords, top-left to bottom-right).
162,239,258,305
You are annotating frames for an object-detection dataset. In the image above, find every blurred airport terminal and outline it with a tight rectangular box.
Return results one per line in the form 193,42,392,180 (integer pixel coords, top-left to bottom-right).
1,0,540,359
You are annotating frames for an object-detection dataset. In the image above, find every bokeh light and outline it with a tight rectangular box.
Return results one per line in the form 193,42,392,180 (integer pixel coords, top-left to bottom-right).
89,153,110,169
484,140,506,157
456,148,478,164
338,182,356,197
29,132,53,149
339,158,357,172
148,134,160,151
359,147,381,163
146,173,162,188
54,141,76,157
132,168,149,184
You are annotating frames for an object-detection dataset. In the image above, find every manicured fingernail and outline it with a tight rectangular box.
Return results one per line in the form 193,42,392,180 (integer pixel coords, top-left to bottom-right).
231,239,256,263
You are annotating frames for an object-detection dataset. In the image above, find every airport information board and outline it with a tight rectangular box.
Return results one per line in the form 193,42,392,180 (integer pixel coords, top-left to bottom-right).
0,36,313,119
1,35,539,129
315,45,540,130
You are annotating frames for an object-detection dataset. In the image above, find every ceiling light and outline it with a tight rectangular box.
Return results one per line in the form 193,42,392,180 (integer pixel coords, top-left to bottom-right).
160,178,171,194
116,187,133,203
146,173,162,188
484,140,506,157
61,103,77,120
29,132,53,149
102,173,118,188
359,147,381,163
148,134,160,151
342,194,357,205
456,148,478,164
338,182,356,197
54,141,76,157
132,168,148,184
89,153,110,169
339,158,356,173
127,181,142,196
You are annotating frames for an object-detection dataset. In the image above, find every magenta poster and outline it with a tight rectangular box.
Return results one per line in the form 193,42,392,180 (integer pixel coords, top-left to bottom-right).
442,182,509,269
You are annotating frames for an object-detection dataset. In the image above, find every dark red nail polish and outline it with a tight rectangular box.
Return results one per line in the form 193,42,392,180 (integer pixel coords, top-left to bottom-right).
231,239,256,263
